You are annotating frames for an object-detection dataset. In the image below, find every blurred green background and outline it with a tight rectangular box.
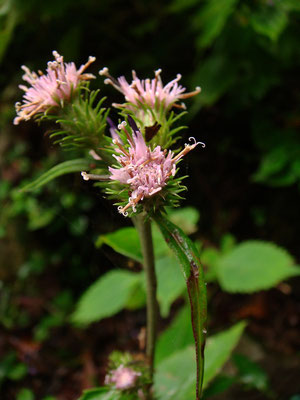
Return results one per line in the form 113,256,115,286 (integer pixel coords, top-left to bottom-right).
0,0,300,399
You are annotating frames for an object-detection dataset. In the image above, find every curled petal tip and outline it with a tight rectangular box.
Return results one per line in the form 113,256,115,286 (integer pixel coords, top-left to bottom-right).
99,67,109,76
118,121,127,130
81,171,90,181
188,137,206,148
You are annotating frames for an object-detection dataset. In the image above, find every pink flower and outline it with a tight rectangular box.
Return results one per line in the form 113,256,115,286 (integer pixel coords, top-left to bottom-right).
105,365,141,390
14,51,96,125
99,68,201,111
109,118,204,216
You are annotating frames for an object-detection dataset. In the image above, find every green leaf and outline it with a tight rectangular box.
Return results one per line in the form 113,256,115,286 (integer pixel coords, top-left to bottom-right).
96,225,170,262
16,389,35,400
154,321,246,400
7,362,27,380
125,279,146,310
125,254,186,316
20,159,92,192
79,388,114,400
79,388,108,400
79,388,135,400
155,255,186,317
167,206,200,235
216,241,300,293
193,0,239,48
203,375,235,398
204,321,246,385
253,146,290,184
155,346,197,400
200,247,220,282
251,5,288,41
155,306,194,364
154,214,207,400
72,270,140,325
233,354,270,392
96,227,143,262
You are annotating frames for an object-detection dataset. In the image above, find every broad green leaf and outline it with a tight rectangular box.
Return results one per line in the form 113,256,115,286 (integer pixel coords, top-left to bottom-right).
96,225,170,262
154,321,246,400
155,346,197,400
20,159,92,192
203,375,235,398
216,241,300,293
79,388,108,400
200,247,220,282
125,278,146,310
16,389,35,400
96,227,143,263
154,214,207,400
253,146,290,184
251,5,288,41
125,255,186,316
152,224,177,257
167,206,200,234
155,306,194,364
204,321,246,385
7,362,27,380
72,270,140,325
79,387,136,400
220,234,236,253
193,0,239,48
233,354,270,392
155,255,186,317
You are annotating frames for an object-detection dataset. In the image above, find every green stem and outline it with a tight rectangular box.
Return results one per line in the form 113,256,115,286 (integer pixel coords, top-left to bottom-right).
133,214,158,380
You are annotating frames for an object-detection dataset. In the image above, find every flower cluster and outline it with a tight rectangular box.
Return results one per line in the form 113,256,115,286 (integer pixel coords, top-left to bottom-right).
105,365,141,390
14,51,95,125
107,118,204,216
14,51,205,218
99,68,201,111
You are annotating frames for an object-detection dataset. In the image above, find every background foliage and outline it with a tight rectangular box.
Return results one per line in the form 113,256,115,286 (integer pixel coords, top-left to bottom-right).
0,0,300,399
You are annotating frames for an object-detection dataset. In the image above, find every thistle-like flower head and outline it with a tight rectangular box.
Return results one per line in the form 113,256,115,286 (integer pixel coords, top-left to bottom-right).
14,51,96,125
107,117,204,216
105,365,141,390
99,68,201,111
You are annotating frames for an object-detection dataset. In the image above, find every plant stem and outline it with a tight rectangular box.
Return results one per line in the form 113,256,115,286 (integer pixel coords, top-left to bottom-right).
133,214,158,380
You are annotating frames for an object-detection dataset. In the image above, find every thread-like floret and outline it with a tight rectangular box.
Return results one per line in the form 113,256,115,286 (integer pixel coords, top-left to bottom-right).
14,51,96,125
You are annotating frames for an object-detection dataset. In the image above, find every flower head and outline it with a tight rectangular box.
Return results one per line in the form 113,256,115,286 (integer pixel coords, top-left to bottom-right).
105,365,141,390
108,117,204,216
99,68,201,111
14,51,96,125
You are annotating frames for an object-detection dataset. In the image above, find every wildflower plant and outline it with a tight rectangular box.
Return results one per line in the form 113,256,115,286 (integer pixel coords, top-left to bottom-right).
14,52,207,399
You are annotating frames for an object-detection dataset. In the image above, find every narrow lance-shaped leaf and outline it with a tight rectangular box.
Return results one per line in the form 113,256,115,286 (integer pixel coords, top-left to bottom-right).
20,158,93,192
153,214,207,399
